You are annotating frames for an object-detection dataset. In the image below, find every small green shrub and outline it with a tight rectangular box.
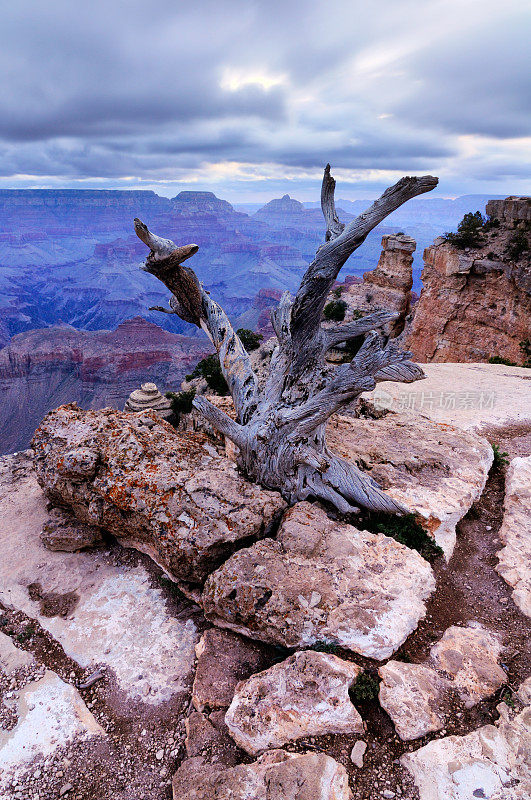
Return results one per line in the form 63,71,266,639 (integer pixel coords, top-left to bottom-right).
443,211,486,249
350,672,380,704
333,287,343,299
488,356,517,366
236,328,263,352
491,444,509,470
505,230,529,261
323,299,347,321
186,354,229,395
502,689,515,708
312,642,340,655
16,626,34,643
362,512,444,561
165,389,196,421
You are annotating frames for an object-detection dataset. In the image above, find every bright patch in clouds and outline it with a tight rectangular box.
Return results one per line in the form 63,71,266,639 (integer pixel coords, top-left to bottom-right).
220,68,287,93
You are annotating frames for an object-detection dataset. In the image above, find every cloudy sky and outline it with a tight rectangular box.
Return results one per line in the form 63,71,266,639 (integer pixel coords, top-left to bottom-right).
1,0,529,201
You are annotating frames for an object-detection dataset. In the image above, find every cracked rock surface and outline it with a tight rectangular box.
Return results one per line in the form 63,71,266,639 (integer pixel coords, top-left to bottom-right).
225,650,364,755
172,748,352,800
202,501,436,659
32,404,286,585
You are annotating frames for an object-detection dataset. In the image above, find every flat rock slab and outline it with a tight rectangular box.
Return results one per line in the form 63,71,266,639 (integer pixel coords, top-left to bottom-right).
378,662,449,741
0,451,199,703
192,628,273,712
430,625,506,708
225,650,364,755
380,624,507,740
327,411,493,557
401,701,531,800
496,456,531,617
172,749,351,800
0,670,104,791
202,502,435,660
364,362,531,433
185,710,242,766
32,404,286,584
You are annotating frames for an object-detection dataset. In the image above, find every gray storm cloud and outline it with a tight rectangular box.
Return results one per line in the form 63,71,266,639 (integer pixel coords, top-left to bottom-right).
0,0,529,198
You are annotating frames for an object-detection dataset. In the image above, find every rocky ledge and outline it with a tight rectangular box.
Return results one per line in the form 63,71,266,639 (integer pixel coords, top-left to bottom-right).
1,382,530,800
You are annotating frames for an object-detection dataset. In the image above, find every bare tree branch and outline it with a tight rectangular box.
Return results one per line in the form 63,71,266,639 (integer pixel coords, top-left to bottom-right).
134,219,259,423
321,163,345,242
322,310,399,349
291,172,438,342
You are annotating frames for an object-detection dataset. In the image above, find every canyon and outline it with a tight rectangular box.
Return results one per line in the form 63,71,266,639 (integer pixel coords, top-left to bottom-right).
0,188,502,346
0,317,209,455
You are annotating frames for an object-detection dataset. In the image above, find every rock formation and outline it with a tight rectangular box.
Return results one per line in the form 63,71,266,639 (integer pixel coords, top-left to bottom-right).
124,381,173,420
32,404,286,587
401,693,531,800
341,233,415,336
486,196,531,226
379,624,507,740
202,502,435,660
191,628,272,713
405,197,530,364
172,749,351,800
185,395,494,558
327,411,493,558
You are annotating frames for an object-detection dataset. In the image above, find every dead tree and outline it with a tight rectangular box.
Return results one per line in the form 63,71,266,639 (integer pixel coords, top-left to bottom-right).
134,165,437,514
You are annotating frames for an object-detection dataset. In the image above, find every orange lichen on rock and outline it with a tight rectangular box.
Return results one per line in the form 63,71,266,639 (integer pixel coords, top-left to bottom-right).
32,404,286,586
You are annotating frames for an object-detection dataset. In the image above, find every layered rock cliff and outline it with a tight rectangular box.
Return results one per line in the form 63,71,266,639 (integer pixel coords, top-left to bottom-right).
342,233,415,336
405,197,530,364
0,317,209,454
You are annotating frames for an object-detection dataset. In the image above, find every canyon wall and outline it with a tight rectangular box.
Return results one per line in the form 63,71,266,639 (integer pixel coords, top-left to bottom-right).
0,317,209,454
342,234,415,336
405,198,530,364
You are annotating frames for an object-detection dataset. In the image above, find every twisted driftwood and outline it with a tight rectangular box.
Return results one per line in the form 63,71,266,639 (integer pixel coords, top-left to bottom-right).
134,165,438,514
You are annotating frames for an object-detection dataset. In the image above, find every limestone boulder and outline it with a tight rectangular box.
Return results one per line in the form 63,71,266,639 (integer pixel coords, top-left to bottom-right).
401,701,531,800
32,404,286,585
430,625,506,708
379,624,507,741
202,502,435,660
327,411,493,557
172,749,351,800
225,650,364,755
496,456,531,617
378,662,449,741
192,628,273,713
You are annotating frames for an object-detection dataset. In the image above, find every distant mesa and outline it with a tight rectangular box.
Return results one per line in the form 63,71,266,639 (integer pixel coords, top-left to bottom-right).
171,191,238,217
253,194,306,221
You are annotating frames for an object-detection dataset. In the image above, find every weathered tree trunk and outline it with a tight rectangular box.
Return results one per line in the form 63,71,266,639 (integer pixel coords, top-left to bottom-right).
134,165,438,514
